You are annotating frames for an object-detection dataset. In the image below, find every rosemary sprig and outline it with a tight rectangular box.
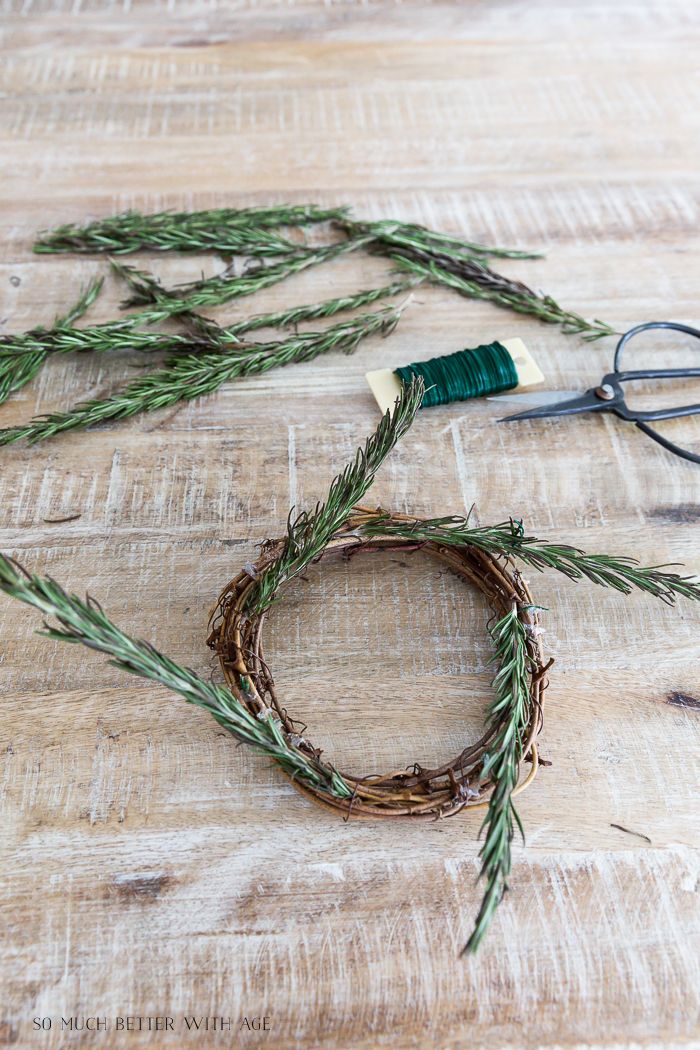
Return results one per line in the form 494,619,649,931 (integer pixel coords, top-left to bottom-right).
54,278,106,328
248,377,424,613
0,553,351,799
201,276,421,340
0,278,417,360
389,250,617,341
0,351,49,406
463,607,532,954
0,277,104,404
119,238,373,323
162,276,421,347
86,223,315,260
337,217,540,261
0,305,404,446
360,516,700,605
332,216,614,339
34,204,348,254
0,321,188,360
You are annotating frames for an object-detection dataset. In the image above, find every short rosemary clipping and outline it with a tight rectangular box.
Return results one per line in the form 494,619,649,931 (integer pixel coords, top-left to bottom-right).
1,202,619,443
2,381,698,953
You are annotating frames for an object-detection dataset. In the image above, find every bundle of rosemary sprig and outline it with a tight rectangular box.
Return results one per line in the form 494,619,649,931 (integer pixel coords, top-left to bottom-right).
74,211,615,338
335,217,617,340
34,203,349,254
0,203,618,446
2,381,698,952
0,296,408,446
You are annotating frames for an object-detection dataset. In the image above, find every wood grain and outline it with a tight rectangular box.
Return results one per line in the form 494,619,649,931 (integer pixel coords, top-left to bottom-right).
1,2,699,1047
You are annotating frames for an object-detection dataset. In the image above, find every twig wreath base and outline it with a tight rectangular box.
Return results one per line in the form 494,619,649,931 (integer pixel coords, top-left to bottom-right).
208,506,549,820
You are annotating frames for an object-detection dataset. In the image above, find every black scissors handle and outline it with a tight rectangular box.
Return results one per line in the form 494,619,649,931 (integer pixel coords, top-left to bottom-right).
634,419,700,463
606,372,700,421
614,321,700,370
616,367,700,381
611,321,700,463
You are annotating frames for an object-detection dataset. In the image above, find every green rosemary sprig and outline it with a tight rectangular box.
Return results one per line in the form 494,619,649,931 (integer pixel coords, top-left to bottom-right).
0,321,188,360
202,276,421,340
0,278,417,362
0,305,403,446
463,607,532,954
34,204,348,254
0,351,47,405
119,238,373,322
248,377,424,613
1,277,418,360
389,250,617,341
333,216,613,339
107,223,315,259
0,553,351,799
54,277,106,328
336,217,540,261
360,516,700,605
0,277,104,404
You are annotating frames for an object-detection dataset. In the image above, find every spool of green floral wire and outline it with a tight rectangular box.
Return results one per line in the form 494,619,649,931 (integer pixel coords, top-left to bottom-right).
366,336,544,413
396,341,518,408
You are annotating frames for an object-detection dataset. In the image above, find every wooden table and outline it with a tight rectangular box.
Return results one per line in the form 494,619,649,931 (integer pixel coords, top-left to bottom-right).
2,3,699,1047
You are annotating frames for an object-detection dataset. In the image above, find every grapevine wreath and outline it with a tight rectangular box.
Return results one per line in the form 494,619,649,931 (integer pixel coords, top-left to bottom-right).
208,503,547,824
3,378,699,953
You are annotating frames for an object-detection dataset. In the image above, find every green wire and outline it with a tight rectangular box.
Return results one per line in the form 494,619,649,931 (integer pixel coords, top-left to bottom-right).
395,341,518,408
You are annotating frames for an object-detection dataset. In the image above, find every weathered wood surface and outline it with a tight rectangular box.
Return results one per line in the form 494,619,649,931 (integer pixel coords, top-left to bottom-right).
1,2,699,1047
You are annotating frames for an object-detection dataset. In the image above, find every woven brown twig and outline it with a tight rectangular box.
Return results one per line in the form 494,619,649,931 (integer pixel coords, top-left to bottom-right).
207,507,549,820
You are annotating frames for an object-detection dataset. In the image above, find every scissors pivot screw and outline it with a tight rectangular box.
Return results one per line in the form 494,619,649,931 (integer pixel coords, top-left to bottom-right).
595,383,616,401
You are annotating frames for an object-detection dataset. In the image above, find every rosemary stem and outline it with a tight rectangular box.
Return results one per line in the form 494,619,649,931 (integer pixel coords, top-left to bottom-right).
359,517,700,604
0,553,350,796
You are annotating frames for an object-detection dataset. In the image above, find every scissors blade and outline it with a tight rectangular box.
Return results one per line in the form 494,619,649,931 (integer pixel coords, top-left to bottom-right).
497,389,602,423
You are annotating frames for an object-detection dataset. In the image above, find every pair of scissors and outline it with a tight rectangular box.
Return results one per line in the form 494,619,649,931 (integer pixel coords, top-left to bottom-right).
493,322,700,464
